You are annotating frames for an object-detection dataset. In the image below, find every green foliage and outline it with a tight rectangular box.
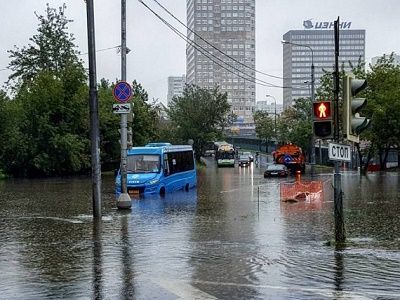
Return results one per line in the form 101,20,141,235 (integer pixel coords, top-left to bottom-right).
0,4,166,177
365,53,400,163
253,110,275,144
0,4,89,177
97,79,163,170
1,69,89,176
315,52,400,171
130,80,160,146
276,98,312,153
97,79,120,169
167,85,231,160
7,4,83,89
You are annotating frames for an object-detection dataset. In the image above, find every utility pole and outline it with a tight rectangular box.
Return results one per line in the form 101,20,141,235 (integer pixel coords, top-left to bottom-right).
310,58,316,177
86,0,102,218
333,17,345,243
117,0,132,209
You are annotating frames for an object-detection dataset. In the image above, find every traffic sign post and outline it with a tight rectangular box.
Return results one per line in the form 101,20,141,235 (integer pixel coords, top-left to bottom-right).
113,103,131,114
333,18,345,244
113,81,132,103
328,143,351,162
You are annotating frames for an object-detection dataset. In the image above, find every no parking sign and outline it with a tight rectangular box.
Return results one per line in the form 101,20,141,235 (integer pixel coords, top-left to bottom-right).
113,81,132,103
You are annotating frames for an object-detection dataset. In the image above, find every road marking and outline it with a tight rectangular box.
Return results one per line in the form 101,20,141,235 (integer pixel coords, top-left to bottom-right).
190,279,399,299
220,188,242,193
3,216,84,224
152,278,217,300
154,278,399,299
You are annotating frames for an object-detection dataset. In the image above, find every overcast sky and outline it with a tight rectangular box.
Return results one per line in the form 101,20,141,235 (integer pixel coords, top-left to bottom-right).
1,0,399,105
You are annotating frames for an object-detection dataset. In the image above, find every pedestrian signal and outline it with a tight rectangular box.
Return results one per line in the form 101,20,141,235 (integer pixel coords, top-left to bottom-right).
313,101,333,139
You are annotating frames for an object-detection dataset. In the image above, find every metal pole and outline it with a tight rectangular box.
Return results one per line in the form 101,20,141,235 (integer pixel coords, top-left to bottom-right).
319,139,322,164
86,0,102,218
274,98,277,136
117,0,132,209
310,57,316,177
334,17,345,243
266,94,277,141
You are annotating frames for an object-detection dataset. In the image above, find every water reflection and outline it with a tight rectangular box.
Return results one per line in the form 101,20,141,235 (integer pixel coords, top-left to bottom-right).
189,164,262,299
0,170,399,298
92,220,103,299
333,248,344,294
119,213,135,299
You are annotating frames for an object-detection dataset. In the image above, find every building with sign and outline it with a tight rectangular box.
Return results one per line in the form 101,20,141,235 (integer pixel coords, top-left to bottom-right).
282,21,365,109
186,0,256,125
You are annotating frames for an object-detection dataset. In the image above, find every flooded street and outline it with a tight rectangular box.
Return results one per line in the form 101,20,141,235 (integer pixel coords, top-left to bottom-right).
1,162,400,299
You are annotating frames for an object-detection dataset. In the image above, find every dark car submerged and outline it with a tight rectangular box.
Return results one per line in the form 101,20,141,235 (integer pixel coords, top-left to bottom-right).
264,164,289,177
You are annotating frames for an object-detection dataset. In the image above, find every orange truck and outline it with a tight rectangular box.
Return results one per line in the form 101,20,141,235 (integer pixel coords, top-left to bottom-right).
272,144,306,174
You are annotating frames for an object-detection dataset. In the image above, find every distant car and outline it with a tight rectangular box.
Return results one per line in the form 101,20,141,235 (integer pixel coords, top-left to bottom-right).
203,149,215,157
264,164,289,178
242,151,254,162
238,155,250,167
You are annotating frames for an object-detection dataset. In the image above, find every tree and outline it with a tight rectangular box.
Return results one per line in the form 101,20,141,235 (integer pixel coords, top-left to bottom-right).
315,53,400,172
365,53,400,171
167,85,231,160
96,79,163,170
8,4,83,84
97,79,120,170
1,4,89,177
130,80,161,146
7,4,83,89
253,111,275,152
276,98,312,156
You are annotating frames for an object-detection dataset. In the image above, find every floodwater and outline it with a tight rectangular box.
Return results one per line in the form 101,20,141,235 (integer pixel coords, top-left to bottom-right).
0,161,399,299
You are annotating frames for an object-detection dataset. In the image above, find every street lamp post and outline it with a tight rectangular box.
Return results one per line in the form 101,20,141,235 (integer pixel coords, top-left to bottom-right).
282,40,315,176
266,94,277,136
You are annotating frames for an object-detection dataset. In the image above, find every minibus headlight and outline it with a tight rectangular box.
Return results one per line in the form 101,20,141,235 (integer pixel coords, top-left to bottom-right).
148,179,159,185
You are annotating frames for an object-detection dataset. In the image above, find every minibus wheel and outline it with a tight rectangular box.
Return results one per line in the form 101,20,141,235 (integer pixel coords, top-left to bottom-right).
159,187,166,197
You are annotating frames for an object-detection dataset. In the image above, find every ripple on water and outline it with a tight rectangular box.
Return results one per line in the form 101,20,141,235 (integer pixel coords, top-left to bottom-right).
277,242,400,295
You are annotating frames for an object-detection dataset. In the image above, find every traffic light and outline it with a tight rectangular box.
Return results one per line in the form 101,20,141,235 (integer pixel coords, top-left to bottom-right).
343,74,371,143
313,101,333,139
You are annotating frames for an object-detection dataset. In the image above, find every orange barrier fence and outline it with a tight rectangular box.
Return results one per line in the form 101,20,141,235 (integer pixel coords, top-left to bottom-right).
280,180,327,202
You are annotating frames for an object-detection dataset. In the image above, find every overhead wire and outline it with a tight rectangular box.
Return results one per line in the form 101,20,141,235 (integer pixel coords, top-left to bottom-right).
78,45,121,56
138,0,277,88
0,46,121,72
138,0,303,89
151,0,289,81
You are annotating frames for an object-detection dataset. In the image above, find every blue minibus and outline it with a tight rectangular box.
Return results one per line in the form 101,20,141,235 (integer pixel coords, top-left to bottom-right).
115,144,197,197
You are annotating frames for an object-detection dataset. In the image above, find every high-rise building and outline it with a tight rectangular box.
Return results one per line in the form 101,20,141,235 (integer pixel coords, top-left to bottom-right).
282,21,365,109
167,75,186,105
186,0,256,125
255,101,283,116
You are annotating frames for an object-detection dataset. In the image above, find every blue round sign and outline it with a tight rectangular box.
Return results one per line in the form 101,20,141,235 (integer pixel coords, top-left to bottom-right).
113,81,132,103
